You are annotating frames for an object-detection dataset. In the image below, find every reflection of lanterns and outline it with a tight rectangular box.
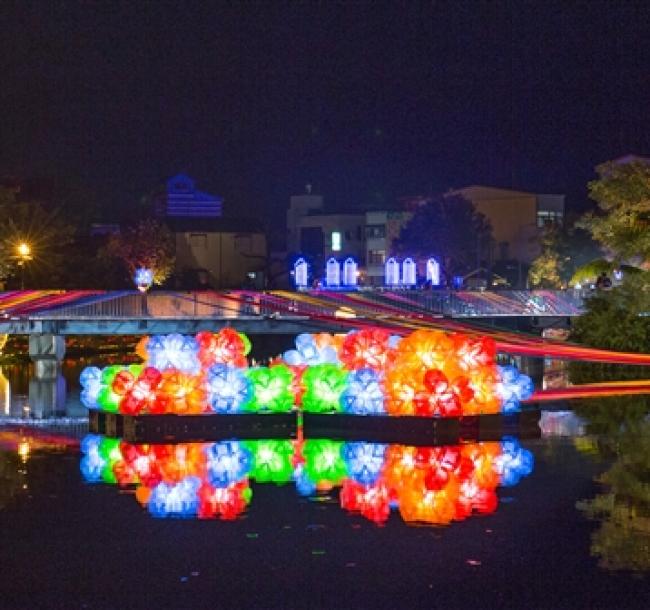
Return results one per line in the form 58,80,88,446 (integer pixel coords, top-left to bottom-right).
134,267,154,293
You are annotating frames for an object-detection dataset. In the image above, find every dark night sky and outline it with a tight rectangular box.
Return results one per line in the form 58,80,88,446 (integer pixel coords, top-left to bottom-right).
1,1,650,224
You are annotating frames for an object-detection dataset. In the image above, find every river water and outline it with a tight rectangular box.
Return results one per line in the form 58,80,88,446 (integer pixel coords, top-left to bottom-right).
0,348,648,609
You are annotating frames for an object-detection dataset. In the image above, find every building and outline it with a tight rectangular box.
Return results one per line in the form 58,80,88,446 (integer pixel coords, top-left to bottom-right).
286,188,365,275
171,217,267,289
453,186,565,264
364,210,412,286
153,174,265,289
156,173,223,218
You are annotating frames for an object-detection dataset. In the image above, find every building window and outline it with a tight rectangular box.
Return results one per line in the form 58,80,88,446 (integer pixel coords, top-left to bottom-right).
365,224,386,238
537,210,563,227
368,249,386,264
190,233,207,248
331,231,342,251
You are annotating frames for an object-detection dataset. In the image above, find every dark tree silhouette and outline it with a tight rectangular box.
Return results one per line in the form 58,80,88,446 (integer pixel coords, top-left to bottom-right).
393,194,492,280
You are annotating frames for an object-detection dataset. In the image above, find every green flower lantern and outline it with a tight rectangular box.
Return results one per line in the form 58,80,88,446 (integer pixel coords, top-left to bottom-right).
244,440,295,483
302,439,347,485
302,364,348,413
244,365,294,413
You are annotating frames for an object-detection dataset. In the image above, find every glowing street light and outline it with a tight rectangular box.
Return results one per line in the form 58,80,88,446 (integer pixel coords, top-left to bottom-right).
15,242,32,290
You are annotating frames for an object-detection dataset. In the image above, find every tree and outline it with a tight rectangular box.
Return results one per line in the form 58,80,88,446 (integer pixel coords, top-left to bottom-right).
581,160,650,266
393,194,492,279
528,222,602,288
103,219,175,286
0,186,75,287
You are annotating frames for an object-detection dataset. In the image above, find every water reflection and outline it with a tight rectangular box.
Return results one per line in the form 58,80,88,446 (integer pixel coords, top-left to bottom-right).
80,434,534,525
574,394,650,571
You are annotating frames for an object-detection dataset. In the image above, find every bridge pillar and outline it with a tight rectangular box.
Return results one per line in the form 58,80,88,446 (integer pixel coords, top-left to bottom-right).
29,334,66,380
28,374,67,418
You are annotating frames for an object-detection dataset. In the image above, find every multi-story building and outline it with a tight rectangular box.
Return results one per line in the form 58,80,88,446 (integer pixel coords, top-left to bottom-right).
453,186,565,264
286,188,365,276
155,174,266,288
364,210,412,286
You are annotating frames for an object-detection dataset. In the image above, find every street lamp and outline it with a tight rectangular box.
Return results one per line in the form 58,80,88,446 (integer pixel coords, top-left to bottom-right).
15,242,32,290
134,267,154,316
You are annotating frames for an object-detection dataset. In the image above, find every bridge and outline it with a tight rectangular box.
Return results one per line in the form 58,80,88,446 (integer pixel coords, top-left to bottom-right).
0,289,585,336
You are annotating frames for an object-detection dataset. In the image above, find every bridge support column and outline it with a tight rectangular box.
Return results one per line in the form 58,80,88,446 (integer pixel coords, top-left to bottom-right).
29,334,66,380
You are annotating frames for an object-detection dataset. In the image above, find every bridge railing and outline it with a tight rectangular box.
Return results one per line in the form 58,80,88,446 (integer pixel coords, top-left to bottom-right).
11,289,587,319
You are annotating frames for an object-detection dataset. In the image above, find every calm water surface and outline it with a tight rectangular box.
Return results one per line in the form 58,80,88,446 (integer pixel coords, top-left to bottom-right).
0,355,648,609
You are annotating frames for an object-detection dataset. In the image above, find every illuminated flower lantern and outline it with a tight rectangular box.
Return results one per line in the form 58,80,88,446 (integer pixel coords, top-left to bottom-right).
302,364,347,413
293,463,316,496
493,437,534,486
384,367,424,416
340,480,391,524
283,333,339,366
341,368,385,415
206,364,251,413
453,335,496,371
79,367,102,409
245,365,294,413
496,365,535,413
196,329,250,369
112,366,164,415
245,439,294,483
159,370,207,414
413,369,470,417
97,365,143,413
205,441,252,487
79,435,122,484
340,328,392,371
342,442,387,485
393,329,455,373
146,333,200,374
148,476,202,518
198,481,251,520
302,439,347,485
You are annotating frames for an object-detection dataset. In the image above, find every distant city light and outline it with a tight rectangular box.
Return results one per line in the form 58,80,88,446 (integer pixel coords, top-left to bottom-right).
293,258,309,289
385,257,400,286
402,258,416,287
331,231,342,252
342,258,358,287
426,257,441,286
134,267,154,293
326,257,341,287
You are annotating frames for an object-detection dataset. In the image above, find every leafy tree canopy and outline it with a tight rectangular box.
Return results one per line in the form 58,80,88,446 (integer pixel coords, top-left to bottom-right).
103,219,175,286
393,194,492,278
581,161,650,265
529,222,602,288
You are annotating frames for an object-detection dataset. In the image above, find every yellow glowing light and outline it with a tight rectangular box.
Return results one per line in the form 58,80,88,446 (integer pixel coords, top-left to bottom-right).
17,243,31,258
18,439,31,462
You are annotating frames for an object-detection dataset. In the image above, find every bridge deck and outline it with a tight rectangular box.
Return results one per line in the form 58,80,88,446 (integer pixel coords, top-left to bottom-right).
0,289,584,335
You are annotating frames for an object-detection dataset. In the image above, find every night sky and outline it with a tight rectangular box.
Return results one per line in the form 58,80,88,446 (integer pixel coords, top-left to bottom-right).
2,2,650,224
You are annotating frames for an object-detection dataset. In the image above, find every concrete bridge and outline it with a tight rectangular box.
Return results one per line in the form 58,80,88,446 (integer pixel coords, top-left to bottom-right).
0,288,585,335
0,289,585,373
